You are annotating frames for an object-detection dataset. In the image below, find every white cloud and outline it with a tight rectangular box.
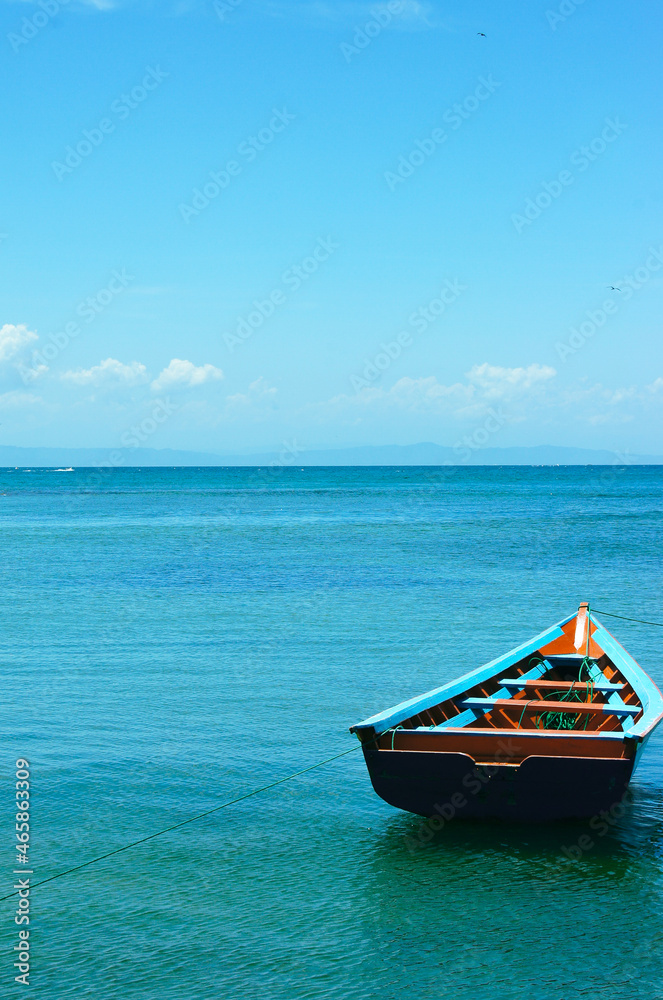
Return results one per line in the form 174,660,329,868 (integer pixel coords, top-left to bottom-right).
0,390,44,410
151,359,224,392
0,324,38,365
318,364,558,422
377,375,473,410
466,363,557,398
62,358,149,387
226,377,278,415
607,387,637,405
587,412,635,426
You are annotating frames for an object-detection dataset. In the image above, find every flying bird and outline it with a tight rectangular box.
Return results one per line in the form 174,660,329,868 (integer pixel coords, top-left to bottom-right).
607,285,621,291
477,32,486,37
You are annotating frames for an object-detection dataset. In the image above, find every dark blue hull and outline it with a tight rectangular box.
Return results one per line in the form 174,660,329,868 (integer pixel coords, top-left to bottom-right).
363,747,635,821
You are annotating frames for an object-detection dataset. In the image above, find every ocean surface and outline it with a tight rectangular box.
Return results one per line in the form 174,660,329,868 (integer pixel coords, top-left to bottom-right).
2,465,663,1000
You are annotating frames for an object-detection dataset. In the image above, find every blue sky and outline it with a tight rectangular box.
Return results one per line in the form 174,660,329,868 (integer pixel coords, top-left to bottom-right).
1,0,662,456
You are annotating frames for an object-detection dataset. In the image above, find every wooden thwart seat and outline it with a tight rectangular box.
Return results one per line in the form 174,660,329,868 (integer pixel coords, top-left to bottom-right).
498,677,624,693
462,696,640,717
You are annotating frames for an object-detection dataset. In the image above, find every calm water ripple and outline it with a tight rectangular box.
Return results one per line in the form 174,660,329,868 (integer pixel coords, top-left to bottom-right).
1,466,662,999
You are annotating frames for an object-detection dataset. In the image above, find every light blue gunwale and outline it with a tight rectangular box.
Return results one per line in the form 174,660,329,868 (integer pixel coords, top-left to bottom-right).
590,616,663,740
350,615,574,736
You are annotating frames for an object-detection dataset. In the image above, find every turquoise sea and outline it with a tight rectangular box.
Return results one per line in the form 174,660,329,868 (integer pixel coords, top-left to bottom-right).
2,465,663,999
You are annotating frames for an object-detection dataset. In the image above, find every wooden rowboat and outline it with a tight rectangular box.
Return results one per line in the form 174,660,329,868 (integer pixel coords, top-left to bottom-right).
350,603,663,821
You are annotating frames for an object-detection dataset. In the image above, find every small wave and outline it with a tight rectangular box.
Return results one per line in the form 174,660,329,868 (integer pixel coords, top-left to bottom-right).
53,468,75,472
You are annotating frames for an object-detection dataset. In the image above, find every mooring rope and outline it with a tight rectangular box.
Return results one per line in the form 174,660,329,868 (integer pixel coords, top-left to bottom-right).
592,608,663,628
1,741,370,901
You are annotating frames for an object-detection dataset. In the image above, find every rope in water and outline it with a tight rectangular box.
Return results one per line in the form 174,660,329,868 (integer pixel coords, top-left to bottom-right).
0,742,368,901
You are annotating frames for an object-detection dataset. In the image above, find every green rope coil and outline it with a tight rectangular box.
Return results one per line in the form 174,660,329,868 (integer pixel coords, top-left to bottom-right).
536,655,595,731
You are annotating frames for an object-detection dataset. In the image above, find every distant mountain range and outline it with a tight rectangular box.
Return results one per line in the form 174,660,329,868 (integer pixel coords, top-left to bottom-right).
0,443,661,467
